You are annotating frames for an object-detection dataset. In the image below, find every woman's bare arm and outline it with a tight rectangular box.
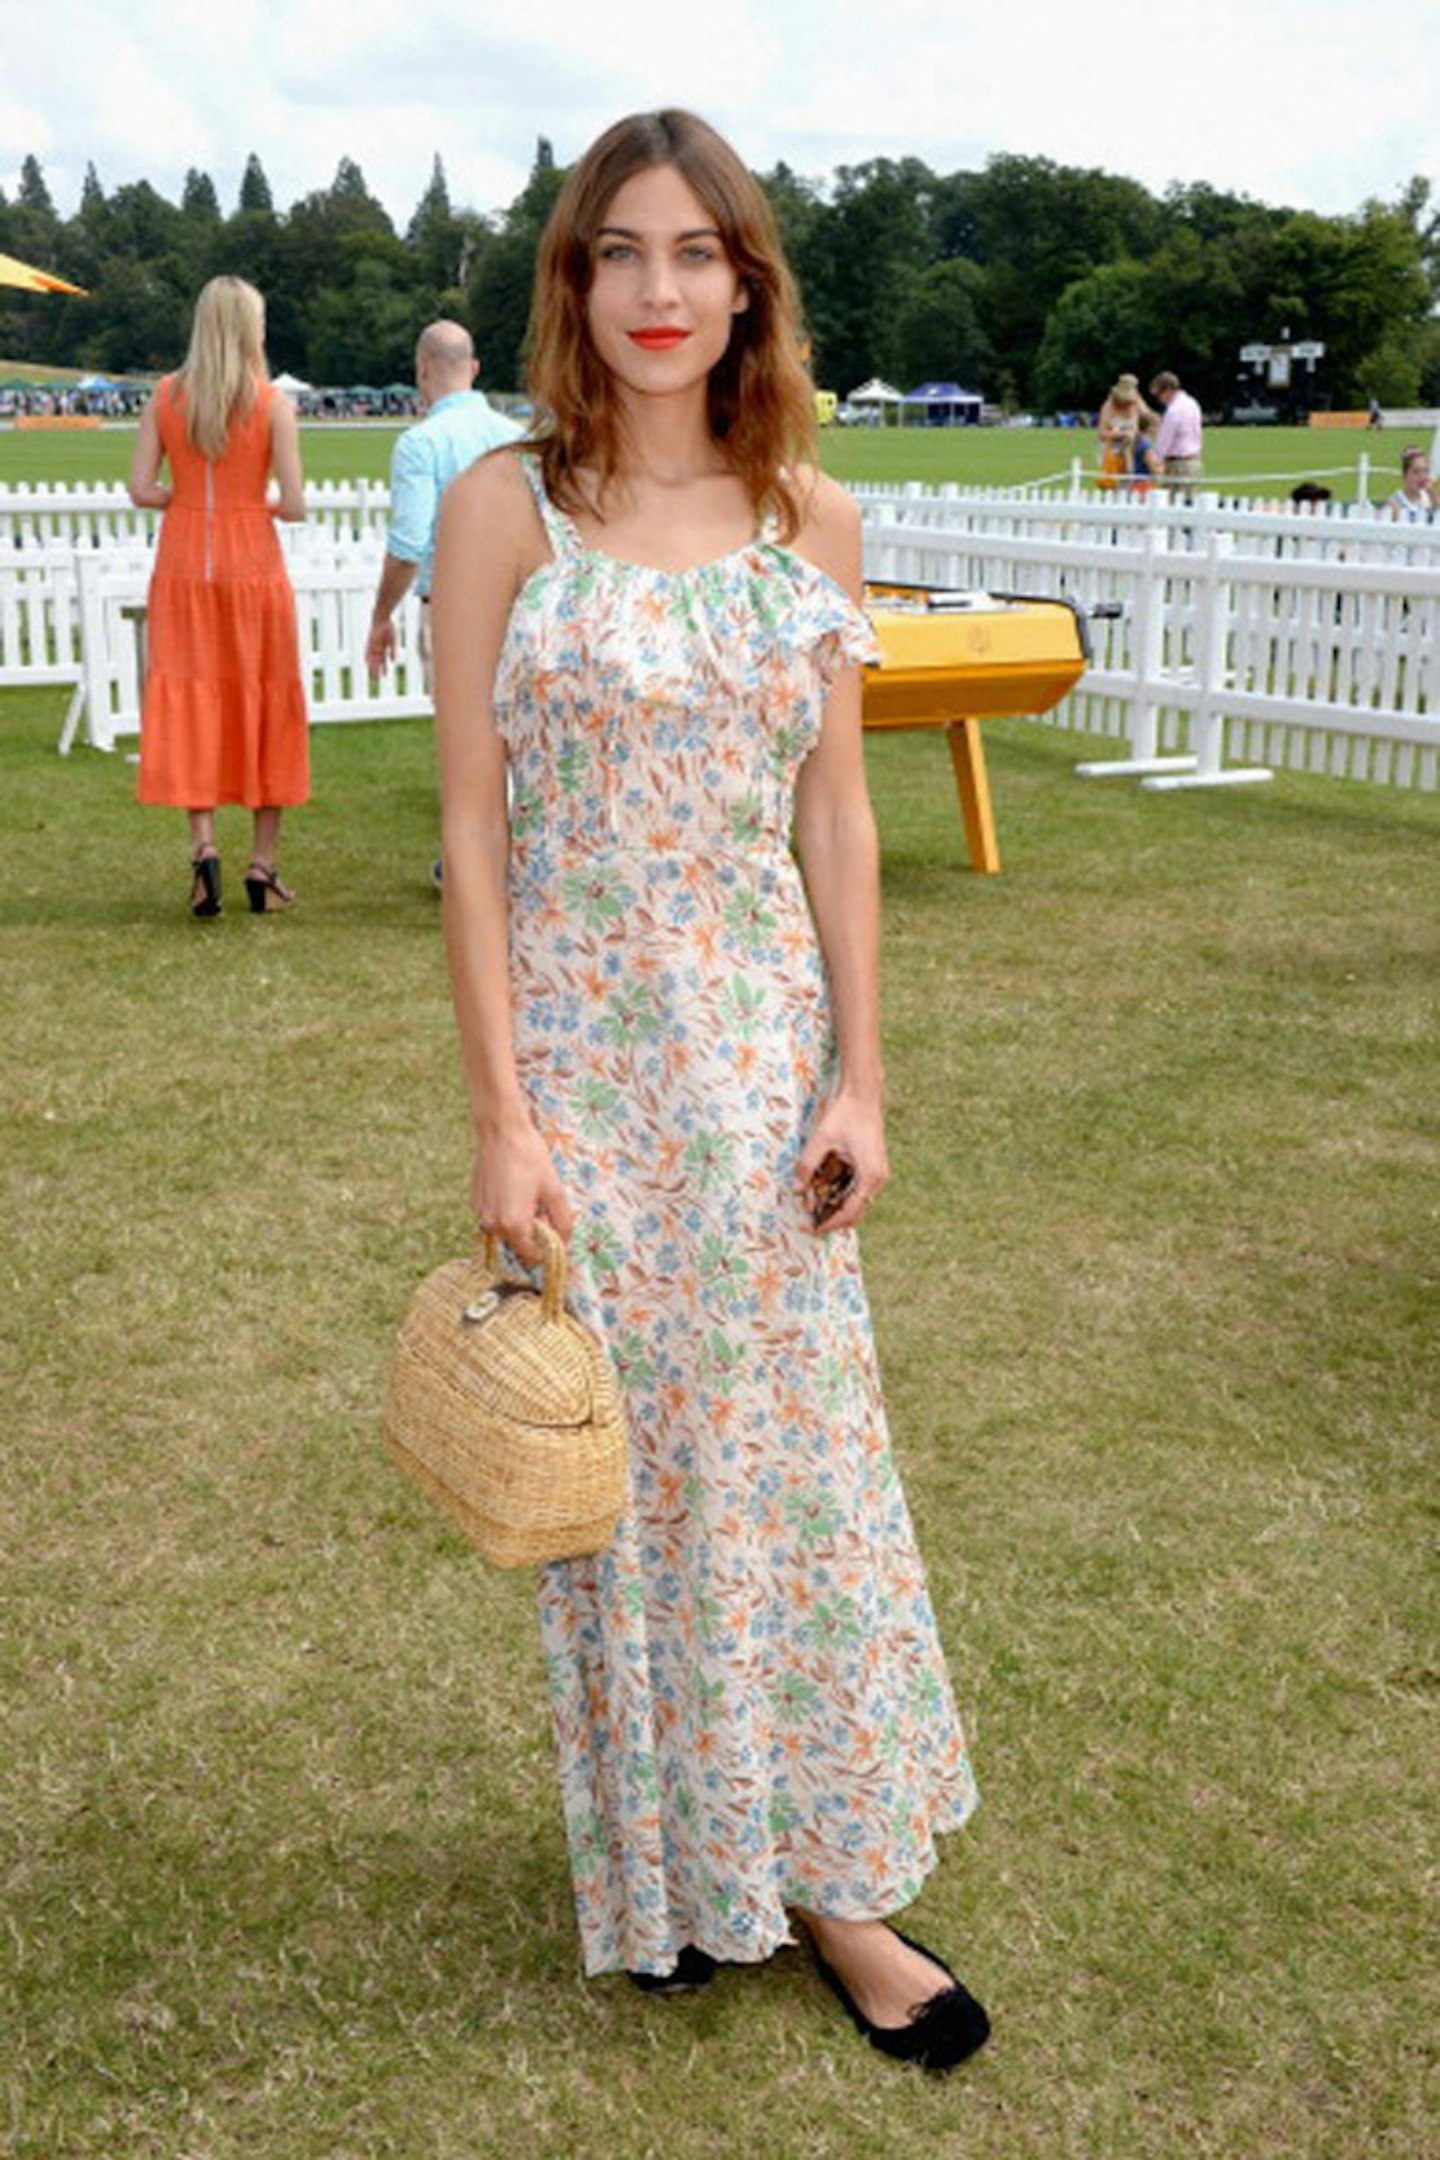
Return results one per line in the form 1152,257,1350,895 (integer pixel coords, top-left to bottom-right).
789,475,888,1234
430,451,570,1264
126,395,171,510
268,392,305,520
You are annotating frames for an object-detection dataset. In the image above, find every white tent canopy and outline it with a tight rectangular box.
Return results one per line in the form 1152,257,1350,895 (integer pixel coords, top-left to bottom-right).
846,377,905,404
271,370,311,396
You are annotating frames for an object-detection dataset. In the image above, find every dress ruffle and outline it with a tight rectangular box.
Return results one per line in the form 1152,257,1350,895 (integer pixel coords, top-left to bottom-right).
494,546,877,746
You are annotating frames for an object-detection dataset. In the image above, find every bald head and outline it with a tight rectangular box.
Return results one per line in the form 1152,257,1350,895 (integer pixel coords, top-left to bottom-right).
415,320,477,406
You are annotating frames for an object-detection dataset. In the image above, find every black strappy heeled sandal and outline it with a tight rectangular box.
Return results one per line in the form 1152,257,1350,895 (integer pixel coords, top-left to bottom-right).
190,851,222,918
244,860,295,914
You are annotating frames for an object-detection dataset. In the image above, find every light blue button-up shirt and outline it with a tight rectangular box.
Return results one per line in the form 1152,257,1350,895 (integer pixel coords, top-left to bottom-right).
385,389,523,596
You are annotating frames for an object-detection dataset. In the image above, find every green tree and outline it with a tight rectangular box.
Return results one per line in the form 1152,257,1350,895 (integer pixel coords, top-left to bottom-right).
469,229,540,389
305,230,423,381
103,180,188,266
407,154,469,292
281,161,401,372
806,158,933,391
1353,179,1439,405
958,155,1164,402
1237,202,1431,407
469,139,566,389
205,210,305,373
1034,224,1258,415
61,162,113,297
17,154,55,218
1146,230,1247,407
89,259,190,372
323,158,391,230
927,169,983,262
0,150,62,302
407,153,451,242
1399,176,1440,309
1032,260,1161,411
894,258,994,393
1163,180,1283,247
238,153,274,216
758,162,834,378
1415,319,1440,403
181,169,221,225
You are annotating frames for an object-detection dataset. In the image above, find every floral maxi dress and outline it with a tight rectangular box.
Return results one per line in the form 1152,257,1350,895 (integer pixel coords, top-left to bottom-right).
493,461,979,1978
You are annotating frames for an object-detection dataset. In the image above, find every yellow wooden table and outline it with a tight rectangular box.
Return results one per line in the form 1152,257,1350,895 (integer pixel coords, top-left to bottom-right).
863,589,1089,873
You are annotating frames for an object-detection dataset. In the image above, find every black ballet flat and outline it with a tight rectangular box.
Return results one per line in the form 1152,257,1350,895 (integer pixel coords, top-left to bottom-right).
628,1945,718,1995
808,1926,990,2073
190,852,222,918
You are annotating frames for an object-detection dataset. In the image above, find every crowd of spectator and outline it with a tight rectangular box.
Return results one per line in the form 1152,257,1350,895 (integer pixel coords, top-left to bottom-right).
292,387,421,420
0,379,149,419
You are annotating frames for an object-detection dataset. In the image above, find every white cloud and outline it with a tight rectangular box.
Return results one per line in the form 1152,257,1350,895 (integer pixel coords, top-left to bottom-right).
2,0,1436,224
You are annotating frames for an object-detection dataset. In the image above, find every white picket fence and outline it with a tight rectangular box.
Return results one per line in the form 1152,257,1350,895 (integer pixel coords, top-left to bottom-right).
0,482,408,741
2,523,403,695
854,479,1440,564
56,545,430,754
858,485,1440,791
0,477,391,550
5,477,1439,791
0,502,430,747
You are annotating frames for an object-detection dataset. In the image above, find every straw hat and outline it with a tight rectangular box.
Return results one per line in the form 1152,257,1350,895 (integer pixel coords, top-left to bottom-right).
1107,376,1140,405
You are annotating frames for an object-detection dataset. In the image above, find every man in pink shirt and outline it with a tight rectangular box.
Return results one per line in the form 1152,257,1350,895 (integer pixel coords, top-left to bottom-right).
1149,370,1203,483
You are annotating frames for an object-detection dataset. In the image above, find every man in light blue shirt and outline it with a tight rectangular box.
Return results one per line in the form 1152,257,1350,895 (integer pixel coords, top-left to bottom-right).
364,320,522,688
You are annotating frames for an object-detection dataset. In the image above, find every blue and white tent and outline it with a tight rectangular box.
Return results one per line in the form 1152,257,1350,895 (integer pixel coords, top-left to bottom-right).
904,381,983,426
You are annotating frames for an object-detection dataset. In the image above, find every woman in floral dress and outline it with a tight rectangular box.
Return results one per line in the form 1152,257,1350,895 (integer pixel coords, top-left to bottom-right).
430,109,986,2072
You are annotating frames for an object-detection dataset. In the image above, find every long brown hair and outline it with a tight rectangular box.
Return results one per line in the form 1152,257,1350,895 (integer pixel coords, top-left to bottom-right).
527,110,817,539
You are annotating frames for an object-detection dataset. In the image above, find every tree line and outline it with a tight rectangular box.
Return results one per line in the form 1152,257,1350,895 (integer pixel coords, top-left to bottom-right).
2,142,1436,414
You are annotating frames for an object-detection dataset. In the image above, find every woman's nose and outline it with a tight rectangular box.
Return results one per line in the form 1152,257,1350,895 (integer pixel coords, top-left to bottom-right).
639,253,680,308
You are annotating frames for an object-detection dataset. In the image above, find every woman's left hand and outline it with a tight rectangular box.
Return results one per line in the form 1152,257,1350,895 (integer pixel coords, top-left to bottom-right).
794,1091,889,1237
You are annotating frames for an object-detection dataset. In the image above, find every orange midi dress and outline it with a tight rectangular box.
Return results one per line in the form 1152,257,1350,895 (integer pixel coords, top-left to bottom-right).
137,375,309,808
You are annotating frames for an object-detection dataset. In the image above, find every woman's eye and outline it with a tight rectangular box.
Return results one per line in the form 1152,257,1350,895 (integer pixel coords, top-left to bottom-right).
597,242,635,262
680,245,717,264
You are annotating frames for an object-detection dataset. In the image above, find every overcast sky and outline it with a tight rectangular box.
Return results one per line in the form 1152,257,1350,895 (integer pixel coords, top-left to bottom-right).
3,0,1436,229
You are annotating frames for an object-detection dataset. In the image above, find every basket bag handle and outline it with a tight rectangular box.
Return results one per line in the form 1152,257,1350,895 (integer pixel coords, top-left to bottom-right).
477,1219,568,1325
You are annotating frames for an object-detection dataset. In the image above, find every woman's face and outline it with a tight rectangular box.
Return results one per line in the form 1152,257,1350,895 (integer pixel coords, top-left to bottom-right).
585,162,748,401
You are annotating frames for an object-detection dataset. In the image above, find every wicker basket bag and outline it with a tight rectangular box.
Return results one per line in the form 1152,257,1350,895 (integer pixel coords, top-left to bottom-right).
384,1221,627,1567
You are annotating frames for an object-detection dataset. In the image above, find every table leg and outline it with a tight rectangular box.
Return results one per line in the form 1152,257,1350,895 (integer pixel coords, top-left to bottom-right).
946,718,1001,874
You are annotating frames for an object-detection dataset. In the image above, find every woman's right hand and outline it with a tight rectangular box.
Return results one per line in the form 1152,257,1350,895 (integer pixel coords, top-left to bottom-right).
470,1111,575,1267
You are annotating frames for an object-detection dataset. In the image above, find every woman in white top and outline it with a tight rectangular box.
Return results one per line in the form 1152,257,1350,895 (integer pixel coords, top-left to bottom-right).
1387,447,1437,521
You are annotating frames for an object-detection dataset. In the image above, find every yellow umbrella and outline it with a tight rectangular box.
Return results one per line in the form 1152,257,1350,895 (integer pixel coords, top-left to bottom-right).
0,251,87,296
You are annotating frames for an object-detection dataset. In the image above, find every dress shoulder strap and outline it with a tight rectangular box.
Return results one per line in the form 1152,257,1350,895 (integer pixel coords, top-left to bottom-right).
519,452,583,556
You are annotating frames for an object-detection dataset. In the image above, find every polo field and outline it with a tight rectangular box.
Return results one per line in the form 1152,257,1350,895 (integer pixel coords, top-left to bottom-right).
2,420,1435,2160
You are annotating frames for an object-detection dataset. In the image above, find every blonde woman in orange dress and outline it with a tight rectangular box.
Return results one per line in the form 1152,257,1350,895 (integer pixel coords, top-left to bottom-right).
128,277,308,916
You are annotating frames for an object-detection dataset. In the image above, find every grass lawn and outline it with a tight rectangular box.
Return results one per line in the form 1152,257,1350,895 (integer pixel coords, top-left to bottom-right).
0,420,1421,501
3,680,1436,2158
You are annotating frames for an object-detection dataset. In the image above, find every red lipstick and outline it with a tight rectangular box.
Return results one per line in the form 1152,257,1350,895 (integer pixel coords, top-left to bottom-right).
628,328,690,350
